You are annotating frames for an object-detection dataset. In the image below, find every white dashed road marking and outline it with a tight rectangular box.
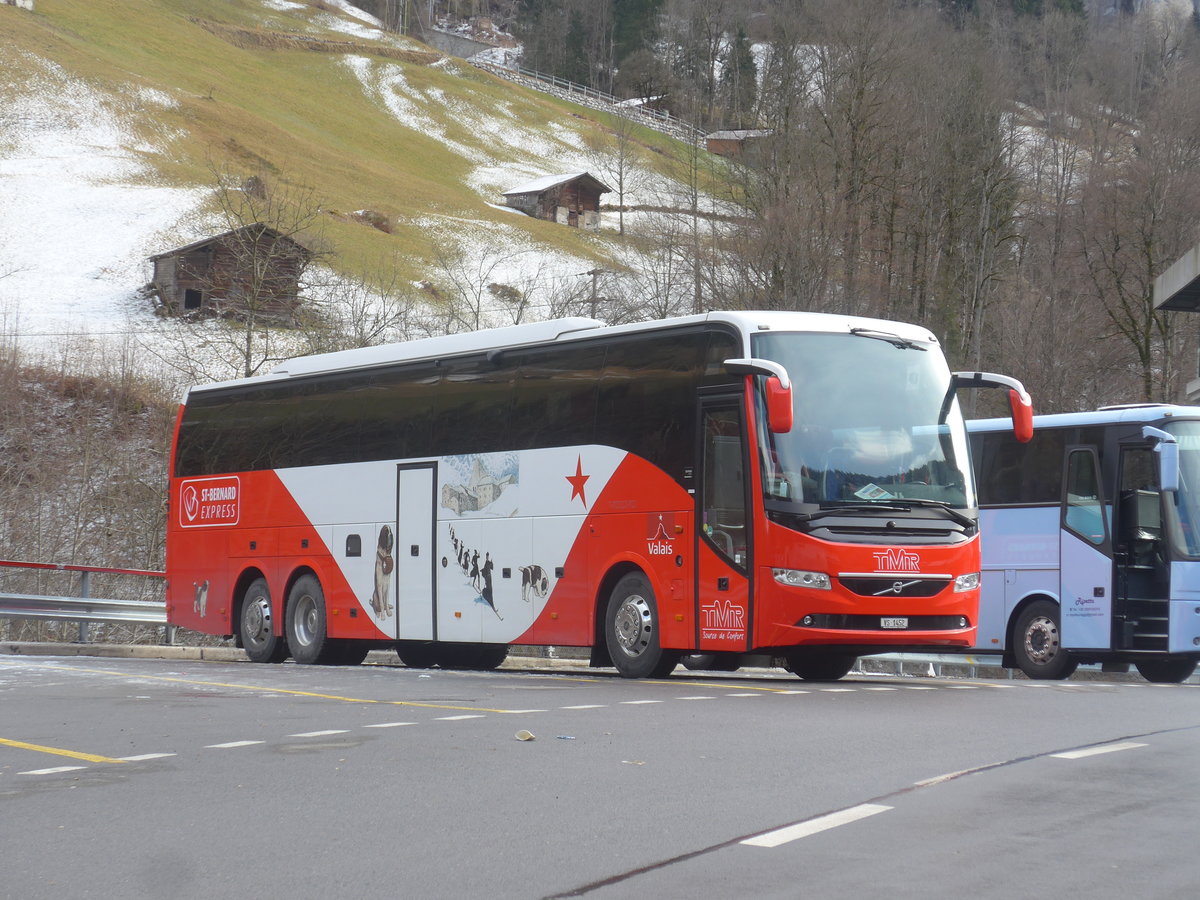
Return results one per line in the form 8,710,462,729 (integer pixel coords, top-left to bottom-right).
742,803,893,848
289,730,350,738
205,740,264,749
119,753,176,761
1052,741,1147,760
20,766,87,775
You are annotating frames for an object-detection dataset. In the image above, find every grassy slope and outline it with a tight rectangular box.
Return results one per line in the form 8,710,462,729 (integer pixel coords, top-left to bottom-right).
3,0,697,287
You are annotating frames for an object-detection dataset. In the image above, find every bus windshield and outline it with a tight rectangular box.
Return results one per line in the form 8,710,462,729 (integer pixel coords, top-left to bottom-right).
1165,421,1200,557
752,330,975,512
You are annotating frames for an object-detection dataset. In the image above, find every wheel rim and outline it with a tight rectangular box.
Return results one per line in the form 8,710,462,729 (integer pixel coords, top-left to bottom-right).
293,593,318,648
1024,614,1060,664
244,595,272,651
613,593,653,659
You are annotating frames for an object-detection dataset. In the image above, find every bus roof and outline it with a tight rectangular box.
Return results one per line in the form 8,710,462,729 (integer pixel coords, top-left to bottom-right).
968,403,1200,433
184,310,940,396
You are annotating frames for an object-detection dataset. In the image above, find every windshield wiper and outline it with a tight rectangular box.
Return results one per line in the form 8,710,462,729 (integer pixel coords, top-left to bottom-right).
849,328,928,351
798,504,914,523
887,498,975,528
797,500,974,529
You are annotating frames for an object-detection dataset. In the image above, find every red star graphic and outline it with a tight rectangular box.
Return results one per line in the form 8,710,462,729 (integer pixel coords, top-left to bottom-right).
566,455,590,507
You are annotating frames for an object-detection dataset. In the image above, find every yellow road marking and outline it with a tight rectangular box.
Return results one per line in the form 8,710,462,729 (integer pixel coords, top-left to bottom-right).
31,664,524,714
0,737,126,765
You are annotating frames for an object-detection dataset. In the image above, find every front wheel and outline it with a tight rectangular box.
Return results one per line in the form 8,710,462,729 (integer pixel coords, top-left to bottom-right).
784,650,857,681
1135,657,1197,684
605,572,679,678
286,574,334,665
1012,600,1077,680
240,578,288,663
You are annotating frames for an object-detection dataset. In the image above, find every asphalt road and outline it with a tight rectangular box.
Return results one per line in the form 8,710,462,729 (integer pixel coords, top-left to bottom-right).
1,653,1197,899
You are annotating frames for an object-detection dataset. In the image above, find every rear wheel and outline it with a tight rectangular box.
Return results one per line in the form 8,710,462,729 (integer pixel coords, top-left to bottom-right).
1013,600,1077,679
1134,657,1197,684
604,572,679,678
438,643,509,671
240,578,288,664
784,650,857,681
396,642,440,668
286,574,334,665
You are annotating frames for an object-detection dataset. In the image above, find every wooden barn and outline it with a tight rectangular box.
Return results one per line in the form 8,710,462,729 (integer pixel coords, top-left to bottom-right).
149,224,311,322
705,129,772,162
502,172,611,230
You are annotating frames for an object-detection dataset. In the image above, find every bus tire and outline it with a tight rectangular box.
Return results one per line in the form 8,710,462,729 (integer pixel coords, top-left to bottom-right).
1134,657,1197,684
286,574,334,665
682,653,741,672
604,572,679,678
1013,600,1077,679
784,650,857,681
396,642,440,668
240,578,288,664
439,643,509,671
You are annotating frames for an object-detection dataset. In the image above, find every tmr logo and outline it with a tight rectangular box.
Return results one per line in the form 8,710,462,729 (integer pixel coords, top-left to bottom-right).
873,548,920,574
700,598,747,642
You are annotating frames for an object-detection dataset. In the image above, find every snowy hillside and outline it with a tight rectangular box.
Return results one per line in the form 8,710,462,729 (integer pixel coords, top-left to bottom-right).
0,0,709,369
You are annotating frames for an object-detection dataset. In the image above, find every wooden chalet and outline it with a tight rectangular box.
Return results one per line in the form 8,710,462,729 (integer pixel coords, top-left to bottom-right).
502,172,611,230
149,225,311,322
705,129,772,161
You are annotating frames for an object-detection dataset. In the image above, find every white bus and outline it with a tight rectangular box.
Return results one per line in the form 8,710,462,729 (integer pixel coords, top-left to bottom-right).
968,404,1200,682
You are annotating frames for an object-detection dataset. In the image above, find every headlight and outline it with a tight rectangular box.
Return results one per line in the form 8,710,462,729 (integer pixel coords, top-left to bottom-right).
772,568,831,590
953,572,980,593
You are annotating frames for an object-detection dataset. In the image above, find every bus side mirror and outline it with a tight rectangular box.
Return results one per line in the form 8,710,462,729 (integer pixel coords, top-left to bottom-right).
1144,426,1179,493
724,357,794,434
766,376,793,434
953,372,1033,443
1009,389,1033,444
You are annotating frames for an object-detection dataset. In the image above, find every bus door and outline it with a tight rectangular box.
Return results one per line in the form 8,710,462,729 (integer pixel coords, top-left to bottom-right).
696,395,752,652
395,462,436,641
1059,447,1112,650
1113,447,1170,651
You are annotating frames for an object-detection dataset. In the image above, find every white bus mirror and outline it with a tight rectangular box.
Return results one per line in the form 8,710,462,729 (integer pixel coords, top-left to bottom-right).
1143,426,1179,493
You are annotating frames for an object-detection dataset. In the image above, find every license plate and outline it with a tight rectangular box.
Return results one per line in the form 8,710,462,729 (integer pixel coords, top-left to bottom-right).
881,617,908,629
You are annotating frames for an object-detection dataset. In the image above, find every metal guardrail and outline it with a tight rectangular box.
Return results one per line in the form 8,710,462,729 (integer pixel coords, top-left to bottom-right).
0,560,169,643
469,59,704,145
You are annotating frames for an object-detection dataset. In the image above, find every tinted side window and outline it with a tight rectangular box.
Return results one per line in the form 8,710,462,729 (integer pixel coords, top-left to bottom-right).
595,332,705,475
508,345,603,449
973,429,1067,505
431,356,517,456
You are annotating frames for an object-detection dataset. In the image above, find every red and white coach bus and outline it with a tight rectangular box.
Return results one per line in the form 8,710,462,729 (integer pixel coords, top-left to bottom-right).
166,312,1031,680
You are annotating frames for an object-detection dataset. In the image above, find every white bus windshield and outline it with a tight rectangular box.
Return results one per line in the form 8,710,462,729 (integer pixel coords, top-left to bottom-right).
752,331,975,511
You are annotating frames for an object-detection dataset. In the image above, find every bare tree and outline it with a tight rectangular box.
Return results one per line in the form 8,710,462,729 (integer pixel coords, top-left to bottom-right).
584,109,649,236
1078,12,1200,401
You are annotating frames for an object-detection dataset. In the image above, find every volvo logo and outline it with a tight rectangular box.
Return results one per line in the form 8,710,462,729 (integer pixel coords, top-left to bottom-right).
874,579,919,596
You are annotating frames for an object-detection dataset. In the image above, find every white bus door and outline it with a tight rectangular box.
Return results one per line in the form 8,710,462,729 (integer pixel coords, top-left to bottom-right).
395,463,436,641
1059,447,1113,649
